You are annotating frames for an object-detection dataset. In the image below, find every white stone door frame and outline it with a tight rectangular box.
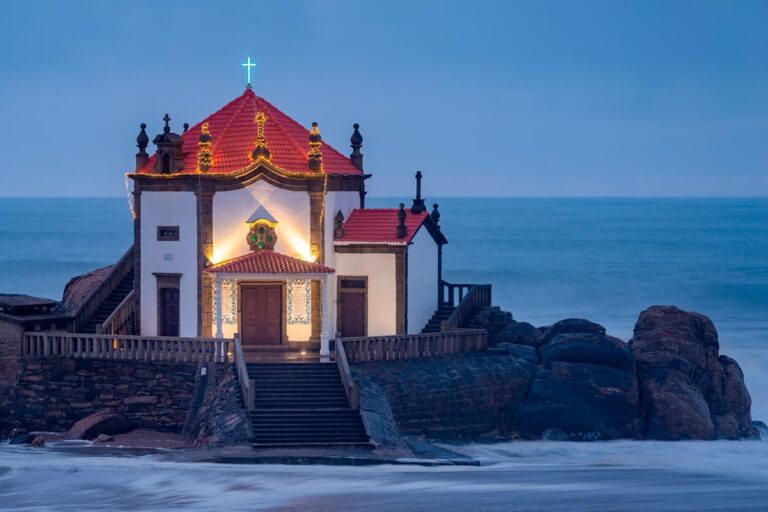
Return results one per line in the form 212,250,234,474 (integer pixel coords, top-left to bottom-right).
212,272,332,356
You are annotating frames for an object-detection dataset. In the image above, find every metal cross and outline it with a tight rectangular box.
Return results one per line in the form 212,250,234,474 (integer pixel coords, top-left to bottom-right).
241,57,257,85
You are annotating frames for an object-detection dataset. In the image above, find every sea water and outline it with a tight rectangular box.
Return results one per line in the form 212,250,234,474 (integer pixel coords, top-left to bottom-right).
1,197,766,511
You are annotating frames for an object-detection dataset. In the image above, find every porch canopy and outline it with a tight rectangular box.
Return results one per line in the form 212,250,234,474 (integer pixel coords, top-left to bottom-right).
205,251,335,355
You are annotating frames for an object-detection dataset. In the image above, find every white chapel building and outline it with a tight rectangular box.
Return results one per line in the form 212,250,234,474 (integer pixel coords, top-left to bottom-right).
128,86,447,355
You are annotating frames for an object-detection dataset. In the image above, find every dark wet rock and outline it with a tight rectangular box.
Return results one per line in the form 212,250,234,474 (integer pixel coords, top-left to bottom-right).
541,333,635,373
468,307,545,347
638,368,715,440
541,318,606,344
512,328,642,440
513,335,642,440
66,412,134,440
9,432,35,444
183,366,251,448
630,305,754,440
30,435,45,447
94,433,113,443
501,321,544,347
493,343,539,365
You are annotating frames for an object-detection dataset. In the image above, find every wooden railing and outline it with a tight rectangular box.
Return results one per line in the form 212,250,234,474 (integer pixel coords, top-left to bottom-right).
341,329,487,363
334,338,359,409
233,334,254,411
440,281,492,332
22,332,232,363
73,246,135,333
98,290,136,335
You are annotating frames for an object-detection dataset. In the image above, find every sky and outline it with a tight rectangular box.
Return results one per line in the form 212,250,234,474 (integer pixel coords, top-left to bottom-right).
1,0,766,197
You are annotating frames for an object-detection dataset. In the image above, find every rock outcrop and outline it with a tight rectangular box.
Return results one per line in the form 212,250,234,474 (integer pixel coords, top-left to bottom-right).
514,331,642,440
356,306,756,442
469,307,544,347
630,305,756,440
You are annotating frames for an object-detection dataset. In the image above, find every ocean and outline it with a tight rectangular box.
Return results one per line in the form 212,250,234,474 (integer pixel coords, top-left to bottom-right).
1,197,767,511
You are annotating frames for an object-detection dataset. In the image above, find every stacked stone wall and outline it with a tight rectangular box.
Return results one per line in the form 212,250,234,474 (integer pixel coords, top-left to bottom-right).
0,320,23,386
9,358,203,432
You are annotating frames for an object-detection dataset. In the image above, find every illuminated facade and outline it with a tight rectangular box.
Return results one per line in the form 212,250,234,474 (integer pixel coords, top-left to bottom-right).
128,87,446,355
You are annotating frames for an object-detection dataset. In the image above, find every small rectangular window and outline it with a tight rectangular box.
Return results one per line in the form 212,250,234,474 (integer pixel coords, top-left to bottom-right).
157,226,180,241
340,279,366,289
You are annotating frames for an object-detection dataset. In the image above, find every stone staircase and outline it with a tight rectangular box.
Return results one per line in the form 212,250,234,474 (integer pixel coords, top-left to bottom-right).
421,304,456,333
81,270,134,333
247,362,370,447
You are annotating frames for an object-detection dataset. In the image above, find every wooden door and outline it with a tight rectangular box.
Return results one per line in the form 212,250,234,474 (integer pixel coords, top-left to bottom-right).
159,288,180,337
339,292,366,338
241,284,283,345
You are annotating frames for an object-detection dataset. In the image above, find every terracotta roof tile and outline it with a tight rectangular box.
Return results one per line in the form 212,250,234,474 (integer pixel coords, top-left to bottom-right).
335,208,429,245
204,250,335,274
138,88,361,176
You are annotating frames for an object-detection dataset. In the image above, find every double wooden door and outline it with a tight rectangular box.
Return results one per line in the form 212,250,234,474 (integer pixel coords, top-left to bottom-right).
240,284,283,345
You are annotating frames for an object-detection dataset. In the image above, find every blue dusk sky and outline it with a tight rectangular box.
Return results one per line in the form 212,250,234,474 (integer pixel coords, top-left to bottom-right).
1,0,766,197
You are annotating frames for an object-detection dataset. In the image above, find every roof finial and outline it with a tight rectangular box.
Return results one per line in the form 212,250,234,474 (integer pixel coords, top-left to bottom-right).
431,203,441,230
410,171,427,214
162,113,171,134
350,123,363,171
183,123,190,133
397,203,407,239
135,123,149,171
307,122,323,172
197,122,213,173
251,112,271,161
334,210,345,240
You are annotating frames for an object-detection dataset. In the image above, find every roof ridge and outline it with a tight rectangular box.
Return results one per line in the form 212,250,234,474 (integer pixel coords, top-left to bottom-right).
210,91,255,161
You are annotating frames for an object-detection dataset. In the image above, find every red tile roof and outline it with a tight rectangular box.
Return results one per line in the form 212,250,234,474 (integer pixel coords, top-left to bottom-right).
138,88,362,176
204,250,335,274
335,208,431,245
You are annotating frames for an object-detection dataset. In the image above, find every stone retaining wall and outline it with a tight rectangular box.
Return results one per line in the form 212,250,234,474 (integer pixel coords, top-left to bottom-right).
0,321,23,386
352,351,538,440
8,358,203,432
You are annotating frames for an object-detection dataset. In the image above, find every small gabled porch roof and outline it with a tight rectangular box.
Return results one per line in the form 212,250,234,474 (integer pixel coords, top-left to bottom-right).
205,251,335,275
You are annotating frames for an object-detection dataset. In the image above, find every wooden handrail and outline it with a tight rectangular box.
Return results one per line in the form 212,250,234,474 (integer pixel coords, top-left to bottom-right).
233,334,254,411
335,338,359,409
98,290,135,335
21,332,231,363
341,329,487,363
73,246,135,332
441,283,492,332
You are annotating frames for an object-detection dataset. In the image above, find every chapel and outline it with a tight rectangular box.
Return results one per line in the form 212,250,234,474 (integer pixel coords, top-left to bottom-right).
128,85,447,356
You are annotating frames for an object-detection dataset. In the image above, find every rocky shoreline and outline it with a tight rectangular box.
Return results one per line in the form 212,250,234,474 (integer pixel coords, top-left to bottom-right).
355,305,759,443
2,305,760,454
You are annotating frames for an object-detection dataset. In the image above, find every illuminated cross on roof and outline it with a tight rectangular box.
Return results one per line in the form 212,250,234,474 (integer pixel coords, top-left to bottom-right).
241,57,257,86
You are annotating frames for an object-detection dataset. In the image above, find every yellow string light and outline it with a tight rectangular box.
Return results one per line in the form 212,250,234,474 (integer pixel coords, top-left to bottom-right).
197,122,213,173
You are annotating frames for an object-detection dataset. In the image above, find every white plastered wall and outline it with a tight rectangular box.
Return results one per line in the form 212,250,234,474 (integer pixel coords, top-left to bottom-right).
407,227,439,334
333,252,397,336
212,180,312,263
323,191,360,271
139,191,198,336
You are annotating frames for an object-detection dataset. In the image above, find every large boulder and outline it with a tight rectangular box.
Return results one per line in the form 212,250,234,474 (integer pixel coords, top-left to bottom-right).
468,307,544,347
630,306,756,440
513,332,642,440
541,318,606,345
66,412,134,440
